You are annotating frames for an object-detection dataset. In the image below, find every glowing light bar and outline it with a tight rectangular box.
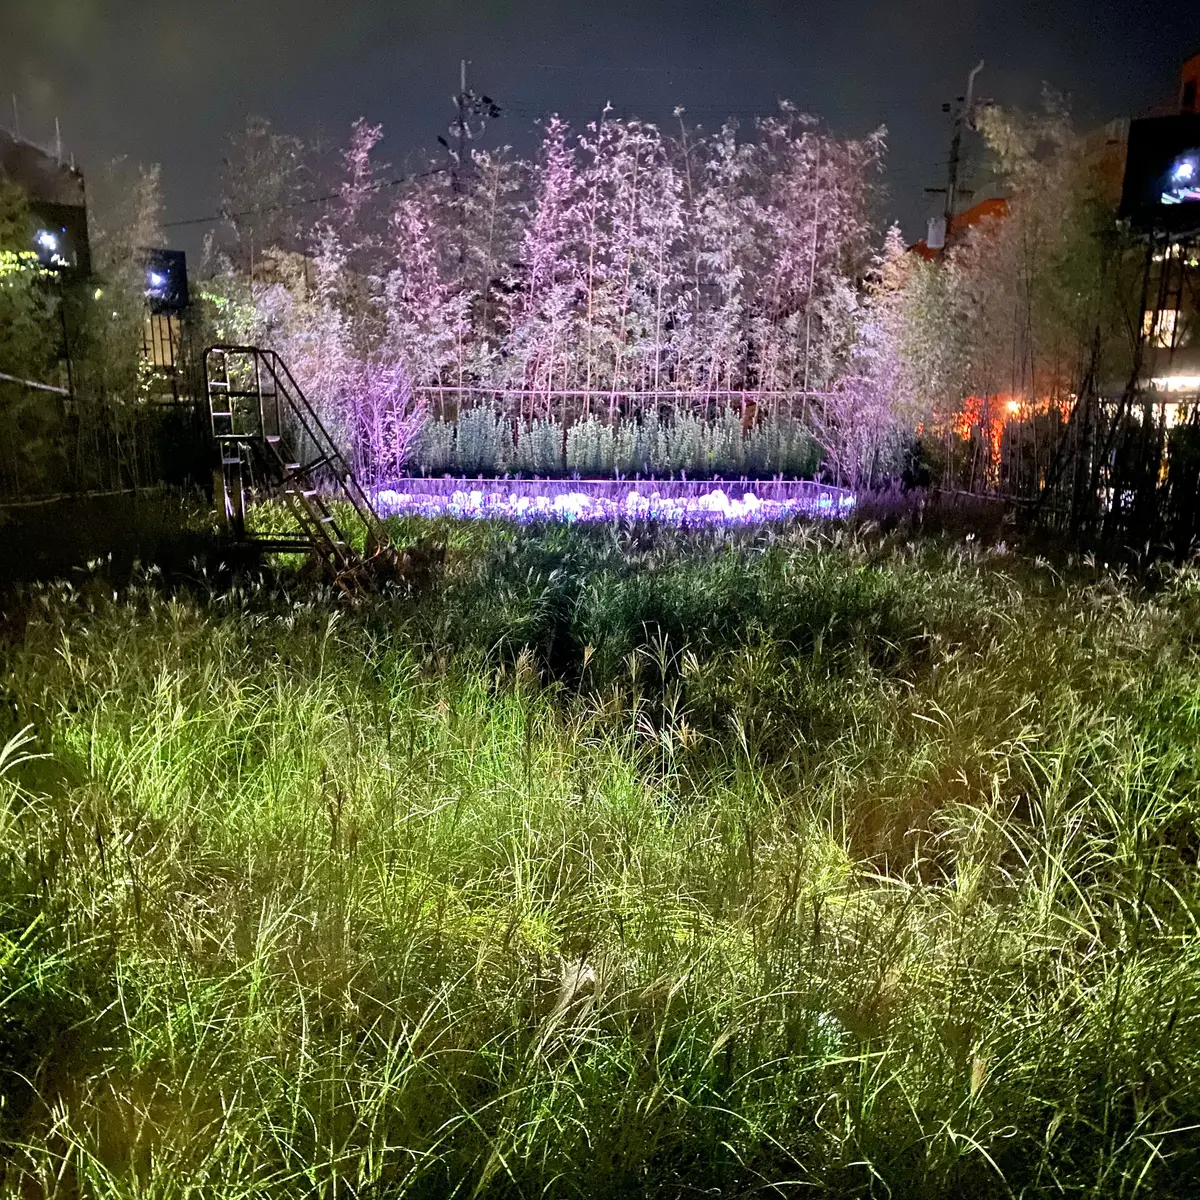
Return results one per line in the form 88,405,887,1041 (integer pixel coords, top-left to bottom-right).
1149,375,1200,392
1161,190,1200,205
373,486,855,526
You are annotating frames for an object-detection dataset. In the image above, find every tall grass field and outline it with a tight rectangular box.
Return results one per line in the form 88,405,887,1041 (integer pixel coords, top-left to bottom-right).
1,519,1198,1197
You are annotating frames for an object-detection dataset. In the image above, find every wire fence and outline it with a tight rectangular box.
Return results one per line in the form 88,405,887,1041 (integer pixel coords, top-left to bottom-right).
947,391,1200,553
412,386,826,424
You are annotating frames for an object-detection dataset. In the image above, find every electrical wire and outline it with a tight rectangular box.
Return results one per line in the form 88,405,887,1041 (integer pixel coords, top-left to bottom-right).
162,164,449,230
164,123,941,230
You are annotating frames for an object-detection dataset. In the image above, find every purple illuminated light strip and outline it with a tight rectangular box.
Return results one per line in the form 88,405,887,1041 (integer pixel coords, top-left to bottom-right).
373,484,855,525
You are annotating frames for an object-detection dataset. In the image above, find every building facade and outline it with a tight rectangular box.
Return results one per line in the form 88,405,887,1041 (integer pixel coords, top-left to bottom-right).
0,128,90,276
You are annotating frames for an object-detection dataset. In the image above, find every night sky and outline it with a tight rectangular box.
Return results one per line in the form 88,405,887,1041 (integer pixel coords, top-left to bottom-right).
4,0,1200,252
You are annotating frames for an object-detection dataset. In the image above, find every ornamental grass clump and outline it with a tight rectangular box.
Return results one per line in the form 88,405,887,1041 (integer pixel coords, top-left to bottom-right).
657,410,705,475
701,406,745,476
614,410,660,477
515,417,565,475
454,407,512,475
412,415,456,474
565,415,616,476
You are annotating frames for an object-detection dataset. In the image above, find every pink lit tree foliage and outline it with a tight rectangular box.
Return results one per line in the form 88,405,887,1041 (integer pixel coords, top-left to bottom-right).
203,103,897,482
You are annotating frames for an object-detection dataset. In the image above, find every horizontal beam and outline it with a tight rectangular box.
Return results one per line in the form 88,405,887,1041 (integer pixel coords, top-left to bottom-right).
0,370,70,396
412,388,830,402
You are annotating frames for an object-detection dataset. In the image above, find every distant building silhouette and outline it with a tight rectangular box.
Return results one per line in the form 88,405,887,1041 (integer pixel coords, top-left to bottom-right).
0,128,90,275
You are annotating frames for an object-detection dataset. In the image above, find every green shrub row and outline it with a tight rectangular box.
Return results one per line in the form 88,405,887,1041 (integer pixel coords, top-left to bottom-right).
410,408,822,478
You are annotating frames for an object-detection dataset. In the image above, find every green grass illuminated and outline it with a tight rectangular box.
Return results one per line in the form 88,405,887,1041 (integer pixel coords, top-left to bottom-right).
1,521,1198,1196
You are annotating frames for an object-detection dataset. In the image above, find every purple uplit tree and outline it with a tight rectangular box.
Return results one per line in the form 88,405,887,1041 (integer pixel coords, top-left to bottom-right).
670,118,756,398
385,186,465,387
812,225,911,488
508,116,583,415
350,360,427,487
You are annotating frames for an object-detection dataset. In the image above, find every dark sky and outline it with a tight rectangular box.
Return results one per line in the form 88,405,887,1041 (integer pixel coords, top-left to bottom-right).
4,0,1199,253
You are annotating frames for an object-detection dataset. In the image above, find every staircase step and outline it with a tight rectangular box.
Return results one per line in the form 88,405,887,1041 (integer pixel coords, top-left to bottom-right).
207,347,385,591
250,537,317,553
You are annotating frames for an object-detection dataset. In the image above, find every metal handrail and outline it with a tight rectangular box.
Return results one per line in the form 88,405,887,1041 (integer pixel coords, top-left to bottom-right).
204,345,392,569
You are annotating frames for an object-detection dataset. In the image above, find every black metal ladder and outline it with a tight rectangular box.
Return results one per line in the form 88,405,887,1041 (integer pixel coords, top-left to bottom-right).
204,345,391,586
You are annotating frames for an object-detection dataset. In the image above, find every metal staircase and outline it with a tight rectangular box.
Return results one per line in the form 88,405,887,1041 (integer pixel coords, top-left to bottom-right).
204,345,391,587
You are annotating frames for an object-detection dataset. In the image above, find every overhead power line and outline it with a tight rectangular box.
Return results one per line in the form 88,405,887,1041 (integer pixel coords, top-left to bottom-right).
165,102,917,233
162,164,449,230
534,64,787,75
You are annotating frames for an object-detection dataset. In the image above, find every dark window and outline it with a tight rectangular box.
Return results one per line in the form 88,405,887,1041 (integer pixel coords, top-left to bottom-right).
1185,80,1197,112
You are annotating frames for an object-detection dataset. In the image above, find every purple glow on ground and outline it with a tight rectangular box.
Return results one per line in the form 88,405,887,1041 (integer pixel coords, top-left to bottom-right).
373,484,855,525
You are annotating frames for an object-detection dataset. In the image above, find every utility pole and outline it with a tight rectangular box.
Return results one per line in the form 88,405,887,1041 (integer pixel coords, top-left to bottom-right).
946,61,985,232
58,276,74,402
453,58,468,196
925,60,985,245
439,60,501,195
437,62,502,265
